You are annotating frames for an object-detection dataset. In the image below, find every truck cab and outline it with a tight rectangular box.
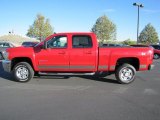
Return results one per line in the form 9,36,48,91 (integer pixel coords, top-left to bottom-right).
34,33,98,72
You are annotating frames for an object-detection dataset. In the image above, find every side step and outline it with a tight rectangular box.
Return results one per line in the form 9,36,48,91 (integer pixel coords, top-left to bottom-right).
38,72,95,76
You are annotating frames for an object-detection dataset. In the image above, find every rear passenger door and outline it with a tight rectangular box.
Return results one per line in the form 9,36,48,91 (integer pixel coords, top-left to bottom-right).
69,35,97,71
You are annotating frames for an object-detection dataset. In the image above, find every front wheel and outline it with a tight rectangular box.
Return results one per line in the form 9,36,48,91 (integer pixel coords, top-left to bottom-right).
115,64,136,84
12,62,34,82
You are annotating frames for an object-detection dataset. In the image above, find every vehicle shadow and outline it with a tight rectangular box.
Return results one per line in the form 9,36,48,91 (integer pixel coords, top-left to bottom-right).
79,76,119,84
0,63,119,84
38,75,119,84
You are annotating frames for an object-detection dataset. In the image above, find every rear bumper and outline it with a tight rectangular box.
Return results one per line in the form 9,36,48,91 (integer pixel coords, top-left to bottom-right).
2,60,11,72
148,64,154,70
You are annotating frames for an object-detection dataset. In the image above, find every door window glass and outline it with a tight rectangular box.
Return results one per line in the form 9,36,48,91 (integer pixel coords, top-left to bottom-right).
47,36,67,48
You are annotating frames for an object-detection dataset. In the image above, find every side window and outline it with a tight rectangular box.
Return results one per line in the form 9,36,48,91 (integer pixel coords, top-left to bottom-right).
47,36,67,48
72,35,93,48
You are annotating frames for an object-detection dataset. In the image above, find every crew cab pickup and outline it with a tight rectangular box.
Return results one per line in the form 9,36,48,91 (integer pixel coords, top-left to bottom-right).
2,32,154,84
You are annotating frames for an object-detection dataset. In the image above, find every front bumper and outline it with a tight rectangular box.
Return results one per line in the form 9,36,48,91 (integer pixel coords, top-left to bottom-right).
148,64,154,70
2,60,11,72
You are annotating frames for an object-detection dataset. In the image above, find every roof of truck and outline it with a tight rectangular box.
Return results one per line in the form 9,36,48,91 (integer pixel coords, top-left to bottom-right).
53,32,95,35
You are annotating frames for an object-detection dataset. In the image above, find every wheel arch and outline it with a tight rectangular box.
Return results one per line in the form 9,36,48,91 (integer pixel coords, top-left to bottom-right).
116,57,140,71
11,57,35,71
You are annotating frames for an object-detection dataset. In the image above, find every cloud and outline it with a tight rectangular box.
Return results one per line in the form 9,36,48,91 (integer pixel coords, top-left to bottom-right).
103,9,116,13
143,9,160,14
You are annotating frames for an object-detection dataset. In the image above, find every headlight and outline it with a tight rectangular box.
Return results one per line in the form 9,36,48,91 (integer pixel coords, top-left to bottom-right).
2,50,9,60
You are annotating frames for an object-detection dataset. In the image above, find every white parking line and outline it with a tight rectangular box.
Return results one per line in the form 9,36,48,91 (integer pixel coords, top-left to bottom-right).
113,87,129,94
143,89,158,95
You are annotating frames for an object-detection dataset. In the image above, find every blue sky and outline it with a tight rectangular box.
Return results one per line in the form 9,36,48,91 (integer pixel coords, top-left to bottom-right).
0,0,159,41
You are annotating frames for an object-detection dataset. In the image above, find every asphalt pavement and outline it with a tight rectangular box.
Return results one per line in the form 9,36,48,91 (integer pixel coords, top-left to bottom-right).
0,61,160,120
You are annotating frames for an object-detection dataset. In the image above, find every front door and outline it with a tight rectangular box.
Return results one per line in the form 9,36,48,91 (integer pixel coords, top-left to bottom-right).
35,35,69,71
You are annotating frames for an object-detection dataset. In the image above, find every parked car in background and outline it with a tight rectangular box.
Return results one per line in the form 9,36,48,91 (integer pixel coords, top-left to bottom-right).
150,45,160,59
150,45,160,49
0,41,15,60
22,41,39,47
130,44,160,59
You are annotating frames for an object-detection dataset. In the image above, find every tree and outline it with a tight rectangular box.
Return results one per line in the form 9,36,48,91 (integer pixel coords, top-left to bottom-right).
91,15,116,44
121,39,136,45
27,14,53,41
139,23,159,44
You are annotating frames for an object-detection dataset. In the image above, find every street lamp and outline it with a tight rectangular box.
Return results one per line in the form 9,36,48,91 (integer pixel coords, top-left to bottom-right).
133,3,144,44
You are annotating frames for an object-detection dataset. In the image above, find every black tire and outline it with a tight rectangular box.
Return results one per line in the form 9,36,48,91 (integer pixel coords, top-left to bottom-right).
115,64,136,84
153,53,159,59
12,62,34,82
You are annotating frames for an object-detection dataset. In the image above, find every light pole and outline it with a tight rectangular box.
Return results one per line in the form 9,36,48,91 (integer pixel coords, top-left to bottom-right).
133,3,144,44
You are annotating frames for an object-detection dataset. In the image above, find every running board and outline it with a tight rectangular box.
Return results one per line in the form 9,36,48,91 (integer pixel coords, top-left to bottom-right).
38,72,95,76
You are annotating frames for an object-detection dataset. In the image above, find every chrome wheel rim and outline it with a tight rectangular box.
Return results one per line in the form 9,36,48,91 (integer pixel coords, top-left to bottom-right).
16,66,29,81
120,67,133,83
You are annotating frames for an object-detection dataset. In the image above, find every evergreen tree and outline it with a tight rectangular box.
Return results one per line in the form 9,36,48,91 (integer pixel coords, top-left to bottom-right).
27,14,53,41
91,15,116,44
139,23,159,44
122,39,136,45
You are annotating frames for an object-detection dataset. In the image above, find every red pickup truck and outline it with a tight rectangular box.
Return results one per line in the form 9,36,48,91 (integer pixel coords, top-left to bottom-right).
2,32,154,84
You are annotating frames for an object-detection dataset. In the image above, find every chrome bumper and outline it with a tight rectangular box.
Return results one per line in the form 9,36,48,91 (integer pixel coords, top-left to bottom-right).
2,60,11,72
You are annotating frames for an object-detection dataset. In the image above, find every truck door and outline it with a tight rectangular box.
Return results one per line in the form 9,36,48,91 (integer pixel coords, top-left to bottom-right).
69,35,97,71
35,35,69,71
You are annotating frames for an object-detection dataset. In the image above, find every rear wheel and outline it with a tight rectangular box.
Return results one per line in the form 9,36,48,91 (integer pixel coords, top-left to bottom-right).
12,62,34,82
153,53,159,59
115,64,136,84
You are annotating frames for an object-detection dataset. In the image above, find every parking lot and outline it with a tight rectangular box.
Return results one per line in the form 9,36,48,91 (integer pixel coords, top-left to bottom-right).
0,60,160,120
